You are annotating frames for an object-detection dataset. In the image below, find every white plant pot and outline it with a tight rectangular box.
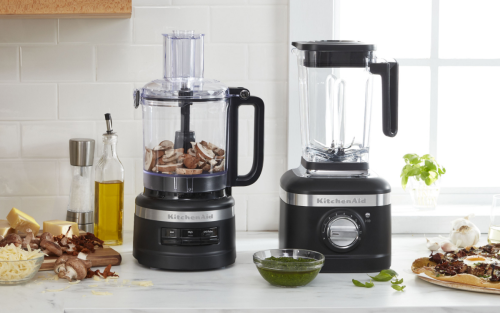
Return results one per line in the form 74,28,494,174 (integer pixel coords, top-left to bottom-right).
408,177,440,210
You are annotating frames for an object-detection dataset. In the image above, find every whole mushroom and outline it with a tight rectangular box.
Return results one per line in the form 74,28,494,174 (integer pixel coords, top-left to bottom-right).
0,233,22,247
57,258,92,282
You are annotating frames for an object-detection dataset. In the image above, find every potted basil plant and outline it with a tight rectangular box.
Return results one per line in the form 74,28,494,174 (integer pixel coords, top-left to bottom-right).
401,153,446,209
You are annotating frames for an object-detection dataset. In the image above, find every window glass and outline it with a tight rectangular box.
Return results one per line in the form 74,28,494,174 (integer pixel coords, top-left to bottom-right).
440,0,500,58
339,0,432,58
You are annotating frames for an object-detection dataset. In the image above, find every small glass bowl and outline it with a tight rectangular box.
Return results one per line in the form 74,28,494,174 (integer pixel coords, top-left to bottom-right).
253,249,325,287
0,256,44,285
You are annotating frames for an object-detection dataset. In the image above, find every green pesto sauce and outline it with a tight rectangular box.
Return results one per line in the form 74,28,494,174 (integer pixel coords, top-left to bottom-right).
258,257,321,287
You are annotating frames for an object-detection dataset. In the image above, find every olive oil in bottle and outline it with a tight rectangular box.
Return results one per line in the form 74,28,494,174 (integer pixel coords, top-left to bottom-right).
95,180,124,245
94,113,124,246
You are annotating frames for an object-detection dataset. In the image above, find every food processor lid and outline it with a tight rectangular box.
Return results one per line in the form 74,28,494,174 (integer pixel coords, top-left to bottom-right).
139,30,229,103
292,40,375,52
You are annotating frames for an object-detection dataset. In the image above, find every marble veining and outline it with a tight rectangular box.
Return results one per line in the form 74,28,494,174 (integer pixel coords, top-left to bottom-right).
4,232,500,313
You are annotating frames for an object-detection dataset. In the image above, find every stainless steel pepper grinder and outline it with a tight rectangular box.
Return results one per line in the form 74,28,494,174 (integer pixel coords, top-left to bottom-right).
66,138,95,233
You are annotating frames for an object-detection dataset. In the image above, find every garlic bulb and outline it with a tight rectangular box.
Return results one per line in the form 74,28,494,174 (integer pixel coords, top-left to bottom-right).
426,238,440,251
449,214,481,248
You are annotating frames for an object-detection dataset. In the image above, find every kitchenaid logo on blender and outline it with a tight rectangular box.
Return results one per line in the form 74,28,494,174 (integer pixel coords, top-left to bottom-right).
316,197,366,204
167,213,214,220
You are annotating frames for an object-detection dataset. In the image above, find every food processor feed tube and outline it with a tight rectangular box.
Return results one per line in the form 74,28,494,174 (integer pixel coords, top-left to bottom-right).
279,41,398,273
133,30,265,270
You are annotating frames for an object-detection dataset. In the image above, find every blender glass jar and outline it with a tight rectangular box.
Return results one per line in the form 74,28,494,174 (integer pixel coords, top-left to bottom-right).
292,41,398,172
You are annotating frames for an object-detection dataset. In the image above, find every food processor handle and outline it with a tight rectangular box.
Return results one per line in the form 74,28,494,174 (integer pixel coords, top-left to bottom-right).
227,89,265,187
370,60,399,137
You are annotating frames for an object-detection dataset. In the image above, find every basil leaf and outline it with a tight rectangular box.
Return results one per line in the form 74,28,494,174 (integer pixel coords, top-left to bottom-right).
391,278,403,284
381,269,398,277
352,279,374,288
368,273,393,281
391,284,406,292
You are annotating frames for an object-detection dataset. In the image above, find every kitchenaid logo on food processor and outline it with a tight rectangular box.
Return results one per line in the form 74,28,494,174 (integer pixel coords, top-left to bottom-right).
316,197,367,204
167,213,214,220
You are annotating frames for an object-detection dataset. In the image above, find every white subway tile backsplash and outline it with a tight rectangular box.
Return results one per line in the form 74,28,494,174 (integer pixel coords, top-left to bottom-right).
96,45,162,82
133,0,172,6
21,46,95,82
0,84,57,120
134,7,210,44
0,161,58,196
22,122,96,158
0,19,57,44
0,197,69,223
95,121,142,158
205,44,247,81
59,19,133,44
211,6,287,43
0,2,289,232
247,195,279,231
248,44,288,80
172,0,246,4
0,123,20,158
59,83,134,120
0,46,19,82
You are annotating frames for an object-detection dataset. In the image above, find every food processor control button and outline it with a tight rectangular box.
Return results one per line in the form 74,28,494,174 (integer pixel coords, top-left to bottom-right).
181,229,199,237
162,238,181,245
365,213,371,218
181,239,201,246
201,238,220,245
201,227,218,237
163,228,179,238
327,217,360,248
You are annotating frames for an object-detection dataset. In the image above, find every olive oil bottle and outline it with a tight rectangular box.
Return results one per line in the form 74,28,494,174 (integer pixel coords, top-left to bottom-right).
94,114,124,245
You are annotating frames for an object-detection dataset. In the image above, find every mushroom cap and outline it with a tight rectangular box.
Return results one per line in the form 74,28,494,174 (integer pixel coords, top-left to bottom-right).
66,258,88,280
41,240,63,256
0,233,22,247
40,232,53,242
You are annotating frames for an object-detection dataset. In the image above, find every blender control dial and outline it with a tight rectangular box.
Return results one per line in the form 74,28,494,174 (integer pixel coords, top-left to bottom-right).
327,217,360,248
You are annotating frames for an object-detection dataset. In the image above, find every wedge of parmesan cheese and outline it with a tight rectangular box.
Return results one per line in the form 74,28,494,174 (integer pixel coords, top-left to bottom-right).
0,220,16,237
43,220,79,237
6,208,40,234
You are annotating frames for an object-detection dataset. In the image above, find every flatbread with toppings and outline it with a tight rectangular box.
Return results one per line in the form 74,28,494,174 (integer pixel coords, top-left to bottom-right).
412,244,500,289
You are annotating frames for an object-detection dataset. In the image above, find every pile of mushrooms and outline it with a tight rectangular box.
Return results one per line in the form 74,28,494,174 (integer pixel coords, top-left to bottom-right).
145,140,225,175
0,229,43,250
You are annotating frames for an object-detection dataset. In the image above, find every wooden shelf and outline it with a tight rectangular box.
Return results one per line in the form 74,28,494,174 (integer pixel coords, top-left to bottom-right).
0,0,131,19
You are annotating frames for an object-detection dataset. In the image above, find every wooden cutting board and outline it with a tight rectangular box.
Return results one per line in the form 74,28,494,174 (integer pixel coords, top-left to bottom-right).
40,246,122,271
20,231,122,271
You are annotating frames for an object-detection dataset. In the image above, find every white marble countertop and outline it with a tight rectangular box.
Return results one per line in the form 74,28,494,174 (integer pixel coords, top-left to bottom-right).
6,231,500,313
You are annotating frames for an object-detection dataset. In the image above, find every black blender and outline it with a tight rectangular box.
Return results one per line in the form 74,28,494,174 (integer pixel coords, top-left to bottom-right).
279,41,398,273
133,30,265,270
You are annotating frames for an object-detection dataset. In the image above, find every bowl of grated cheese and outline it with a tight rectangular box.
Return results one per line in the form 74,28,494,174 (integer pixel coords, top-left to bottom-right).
0,243,45,285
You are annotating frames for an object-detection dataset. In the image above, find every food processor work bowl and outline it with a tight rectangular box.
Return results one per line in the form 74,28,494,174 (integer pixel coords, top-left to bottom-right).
292,40,399,174
133,30,265,193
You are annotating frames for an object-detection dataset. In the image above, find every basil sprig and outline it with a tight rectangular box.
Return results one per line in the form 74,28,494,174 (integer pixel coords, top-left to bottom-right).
352,279,374,288
351,269,406,292
400,153,446,190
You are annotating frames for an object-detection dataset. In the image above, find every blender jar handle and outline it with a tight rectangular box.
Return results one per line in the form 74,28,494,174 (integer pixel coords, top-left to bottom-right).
370,60,399,137
227,88,265,187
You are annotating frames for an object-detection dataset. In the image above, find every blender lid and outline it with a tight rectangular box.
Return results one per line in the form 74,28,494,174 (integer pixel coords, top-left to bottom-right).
139,30,229,103
292,40,375,51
